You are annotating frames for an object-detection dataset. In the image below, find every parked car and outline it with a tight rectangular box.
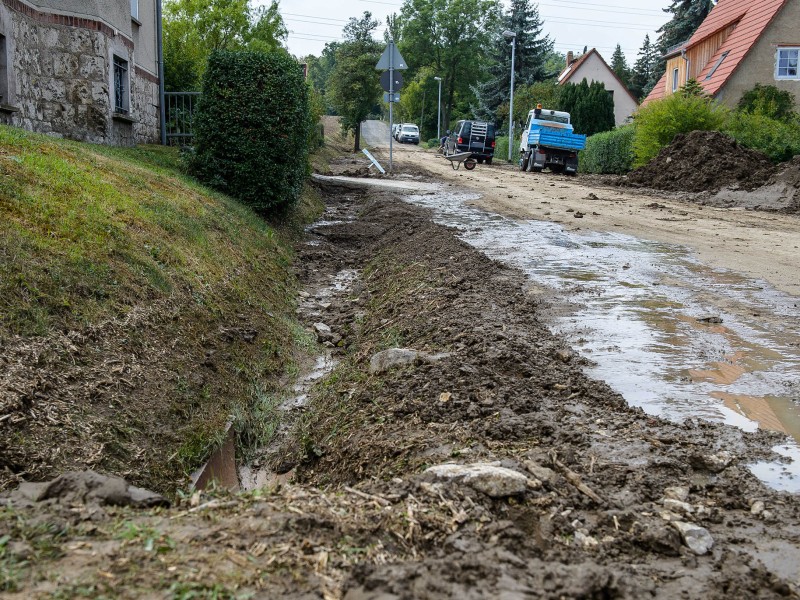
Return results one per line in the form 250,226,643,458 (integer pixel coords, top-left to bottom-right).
445,120,495,164
397,123,420,144
392,123,401,140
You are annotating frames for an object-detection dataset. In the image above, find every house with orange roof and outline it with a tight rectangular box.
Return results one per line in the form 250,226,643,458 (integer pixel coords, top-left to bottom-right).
557,49,639,126
643,0,800,107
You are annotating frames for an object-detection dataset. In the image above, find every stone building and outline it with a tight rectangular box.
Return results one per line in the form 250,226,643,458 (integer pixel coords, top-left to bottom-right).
0,0,162,145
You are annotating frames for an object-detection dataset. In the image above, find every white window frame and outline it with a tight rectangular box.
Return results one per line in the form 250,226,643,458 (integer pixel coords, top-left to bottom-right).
775,47,799,80
672,68,680,92
131,0,139,20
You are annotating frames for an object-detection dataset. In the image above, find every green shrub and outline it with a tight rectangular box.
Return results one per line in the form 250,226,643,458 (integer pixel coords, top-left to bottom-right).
190,50,310,215
426,138,441,149
494,136,521,164
580,125,636,173
632,91,728,167
724,111,800,162
737,84,797,122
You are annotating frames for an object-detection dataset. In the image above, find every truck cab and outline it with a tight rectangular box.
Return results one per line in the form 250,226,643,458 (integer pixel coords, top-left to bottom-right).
518,107,585,174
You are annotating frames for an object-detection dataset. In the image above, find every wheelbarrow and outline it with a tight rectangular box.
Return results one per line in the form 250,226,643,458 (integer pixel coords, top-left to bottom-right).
443,151,477,171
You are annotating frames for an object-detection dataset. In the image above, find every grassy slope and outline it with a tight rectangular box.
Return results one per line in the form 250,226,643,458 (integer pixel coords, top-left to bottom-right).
0,125,319,493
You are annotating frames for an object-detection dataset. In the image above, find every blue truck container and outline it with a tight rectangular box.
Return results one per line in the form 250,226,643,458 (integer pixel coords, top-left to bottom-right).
519,108,586,174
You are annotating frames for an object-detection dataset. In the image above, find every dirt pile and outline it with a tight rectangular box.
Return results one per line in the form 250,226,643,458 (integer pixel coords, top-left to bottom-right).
626,131,775,193
710,155,800,213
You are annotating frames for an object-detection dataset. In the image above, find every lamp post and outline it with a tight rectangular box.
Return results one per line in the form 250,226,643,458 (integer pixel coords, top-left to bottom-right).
502,30,516,162
434,76,442,140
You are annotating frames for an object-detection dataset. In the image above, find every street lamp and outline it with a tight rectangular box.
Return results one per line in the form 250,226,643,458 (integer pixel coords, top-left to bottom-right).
434,76,442,140
502,30,516,162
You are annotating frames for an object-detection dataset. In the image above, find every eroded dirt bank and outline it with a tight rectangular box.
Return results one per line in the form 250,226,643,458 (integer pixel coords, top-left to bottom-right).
4,179,799,598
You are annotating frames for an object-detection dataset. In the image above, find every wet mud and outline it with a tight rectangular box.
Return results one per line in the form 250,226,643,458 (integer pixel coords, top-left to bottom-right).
282,180,800,597
3,175,800,598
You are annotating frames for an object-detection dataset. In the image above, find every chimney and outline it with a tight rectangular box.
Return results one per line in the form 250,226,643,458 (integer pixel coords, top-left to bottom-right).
567,51,573,67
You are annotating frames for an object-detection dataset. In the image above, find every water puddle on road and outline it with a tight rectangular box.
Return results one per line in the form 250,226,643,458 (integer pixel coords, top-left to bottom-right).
404,187,800,492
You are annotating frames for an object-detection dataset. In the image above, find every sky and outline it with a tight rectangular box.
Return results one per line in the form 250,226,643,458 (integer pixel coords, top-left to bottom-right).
261,0,673,67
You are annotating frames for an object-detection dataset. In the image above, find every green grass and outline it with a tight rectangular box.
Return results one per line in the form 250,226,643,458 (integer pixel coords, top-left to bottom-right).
0,125,325,494
0,125,288,336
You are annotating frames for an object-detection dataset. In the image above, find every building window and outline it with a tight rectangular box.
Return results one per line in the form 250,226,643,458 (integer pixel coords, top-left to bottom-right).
113,55,130,114
776,48,799,79
0,35,8,104
131,0,139,20
705,50,729,80
672,68,680,92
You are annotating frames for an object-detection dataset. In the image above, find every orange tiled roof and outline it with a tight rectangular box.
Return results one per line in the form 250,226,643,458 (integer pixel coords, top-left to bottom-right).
642,0,789,103
689,0,788,95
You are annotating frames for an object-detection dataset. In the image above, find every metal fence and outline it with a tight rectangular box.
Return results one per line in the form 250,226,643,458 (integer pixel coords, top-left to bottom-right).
164,92,200,146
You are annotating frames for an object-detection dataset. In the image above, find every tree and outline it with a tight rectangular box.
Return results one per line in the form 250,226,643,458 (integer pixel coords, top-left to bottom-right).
737,84,798,122
395,0,501,128
473,0,553,125
610,45,631,87
162,0,287,91
656,0,714,55
327,13,383,151
629,34,660,100
559,79,615,137
304,42,339,114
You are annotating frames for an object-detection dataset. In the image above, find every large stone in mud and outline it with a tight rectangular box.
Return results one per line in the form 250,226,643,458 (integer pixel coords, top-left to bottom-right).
671,521,714,555
422,462,532,498
369,348,420,374
10,471,169,509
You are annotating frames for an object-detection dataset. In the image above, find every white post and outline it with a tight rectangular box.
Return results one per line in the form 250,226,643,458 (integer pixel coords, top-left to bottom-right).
507,34,516,162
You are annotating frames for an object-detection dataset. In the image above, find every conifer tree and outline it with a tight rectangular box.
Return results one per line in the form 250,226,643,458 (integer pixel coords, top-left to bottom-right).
653,0,714,86
629,34,660,100
610,45,630,87
473,0,553,124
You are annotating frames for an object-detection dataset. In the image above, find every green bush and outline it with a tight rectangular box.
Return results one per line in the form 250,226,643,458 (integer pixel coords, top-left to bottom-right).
426,138,441,149
190,50,310,215
632,91,728,167
494,136,521,164
724,111,800,162
580,125,636,173
737,84,797,122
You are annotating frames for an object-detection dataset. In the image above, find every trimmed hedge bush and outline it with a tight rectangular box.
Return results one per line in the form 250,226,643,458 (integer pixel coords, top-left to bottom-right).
724,111,800,163
190,50,311,214
580,126,636,174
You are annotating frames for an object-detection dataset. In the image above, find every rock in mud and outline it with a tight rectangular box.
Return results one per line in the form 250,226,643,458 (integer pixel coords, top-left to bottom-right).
7,471,169,509
422,462,534,498
664,486,689,502
691,450,734,473
671,521,714,555
369,348,420,374
313,322,334,342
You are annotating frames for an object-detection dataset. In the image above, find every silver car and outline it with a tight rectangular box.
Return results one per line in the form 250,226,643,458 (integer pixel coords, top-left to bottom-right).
398,124,420,144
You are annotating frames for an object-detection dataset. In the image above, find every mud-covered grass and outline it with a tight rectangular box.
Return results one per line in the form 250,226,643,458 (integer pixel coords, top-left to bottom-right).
0,125,322,494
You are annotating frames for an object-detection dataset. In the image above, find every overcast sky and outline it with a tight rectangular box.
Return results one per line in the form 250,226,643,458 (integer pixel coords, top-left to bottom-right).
261,0,671,67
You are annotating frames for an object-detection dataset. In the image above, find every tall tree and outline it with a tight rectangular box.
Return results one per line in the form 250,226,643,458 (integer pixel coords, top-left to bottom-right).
327,13,383,151
610,44,631,87
629,34,660,100
657,0,714,54
163,0,287,91
395,0,501,128
304,42,339,115
473,0,553,124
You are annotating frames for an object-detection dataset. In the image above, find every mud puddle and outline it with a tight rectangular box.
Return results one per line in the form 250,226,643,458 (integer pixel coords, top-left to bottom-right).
399,186,800,492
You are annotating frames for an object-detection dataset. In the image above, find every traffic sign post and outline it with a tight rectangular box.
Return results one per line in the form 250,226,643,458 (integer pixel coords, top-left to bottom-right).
376,40,407,173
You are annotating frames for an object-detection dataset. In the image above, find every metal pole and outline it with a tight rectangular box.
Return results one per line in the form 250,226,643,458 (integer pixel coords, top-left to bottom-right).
420,89,425,132
508,35,516,162
156,0,166,145
389,41,394,173
435,77,442,140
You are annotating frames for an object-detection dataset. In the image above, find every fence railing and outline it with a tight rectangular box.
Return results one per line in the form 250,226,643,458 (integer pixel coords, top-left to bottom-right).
164,92,200,146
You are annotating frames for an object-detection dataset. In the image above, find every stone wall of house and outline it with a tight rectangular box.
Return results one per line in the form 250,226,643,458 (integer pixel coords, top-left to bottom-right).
0,2,160,146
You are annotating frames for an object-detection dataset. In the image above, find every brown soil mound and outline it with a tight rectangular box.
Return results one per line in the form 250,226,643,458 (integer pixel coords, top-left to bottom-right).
708,155,800,213
627,131,775,193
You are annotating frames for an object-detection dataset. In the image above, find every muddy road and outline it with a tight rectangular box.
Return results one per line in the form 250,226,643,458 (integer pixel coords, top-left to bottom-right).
4,128,800,598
